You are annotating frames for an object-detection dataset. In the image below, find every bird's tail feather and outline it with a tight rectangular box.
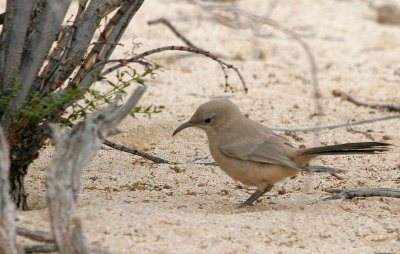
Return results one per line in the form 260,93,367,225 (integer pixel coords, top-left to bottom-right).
300,142,391,157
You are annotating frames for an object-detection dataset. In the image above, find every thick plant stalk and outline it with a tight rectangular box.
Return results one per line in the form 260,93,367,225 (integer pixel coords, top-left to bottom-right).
0,128,21,254
47,86,146,254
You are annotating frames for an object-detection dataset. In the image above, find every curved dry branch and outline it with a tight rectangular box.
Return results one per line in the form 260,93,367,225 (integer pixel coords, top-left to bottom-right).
333,89,400,112
148,18,198,48
94,45,247,93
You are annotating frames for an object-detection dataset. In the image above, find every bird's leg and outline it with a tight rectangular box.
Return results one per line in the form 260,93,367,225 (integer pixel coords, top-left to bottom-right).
238,184,274,208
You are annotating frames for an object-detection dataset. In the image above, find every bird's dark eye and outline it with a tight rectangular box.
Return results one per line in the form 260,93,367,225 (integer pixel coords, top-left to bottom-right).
204,118,211,123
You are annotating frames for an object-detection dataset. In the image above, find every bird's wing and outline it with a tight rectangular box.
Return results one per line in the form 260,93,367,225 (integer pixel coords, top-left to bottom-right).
219,134,299,169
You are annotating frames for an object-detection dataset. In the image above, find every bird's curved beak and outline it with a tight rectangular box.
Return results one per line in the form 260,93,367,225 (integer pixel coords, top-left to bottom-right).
172,121,194,136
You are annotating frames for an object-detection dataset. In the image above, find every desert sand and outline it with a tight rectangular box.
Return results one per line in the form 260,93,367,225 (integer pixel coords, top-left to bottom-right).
15,0,400,253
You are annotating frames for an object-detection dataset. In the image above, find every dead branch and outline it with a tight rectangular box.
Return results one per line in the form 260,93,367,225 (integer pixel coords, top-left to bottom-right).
194,161,218,166
189,154,212,163
103,140,220,166
268,114,400,132
324,188,400,200
148,18,198,48
18,226,112,254
46,87,145,253
16,226,53,243
300,165,346,180
0,128,20,254
103,139,176,164
147,17,231,65
24,244,57,253
300,165,346,174
104,140,218,166
49,127,174,165
91,45,247,93
346,125,375,141
24,243,113,254
332,89,400,112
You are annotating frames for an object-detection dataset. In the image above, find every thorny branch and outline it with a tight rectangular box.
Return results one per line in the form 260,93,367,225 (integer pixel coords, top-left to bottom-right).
332,89,400,112
90,45,248,93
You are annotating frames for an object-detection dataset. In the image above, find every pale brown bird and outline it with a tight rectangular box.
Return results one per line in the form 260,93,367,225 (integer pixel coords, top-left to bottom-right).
172,99,390,208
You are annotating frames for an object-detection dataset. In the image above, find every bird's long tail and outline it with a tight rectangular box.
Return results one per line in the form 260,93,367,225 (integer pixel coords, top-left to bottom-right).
299,142,391,157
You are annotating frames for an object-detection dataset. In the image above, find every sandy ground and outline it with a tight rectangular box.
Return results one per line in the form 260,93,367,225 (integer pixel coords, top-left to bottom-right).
13,0,400,253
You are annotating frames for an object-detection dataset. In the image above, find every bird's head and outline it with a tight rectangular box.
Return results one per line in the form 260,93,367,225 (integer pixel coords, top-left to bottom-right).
173,99,241,136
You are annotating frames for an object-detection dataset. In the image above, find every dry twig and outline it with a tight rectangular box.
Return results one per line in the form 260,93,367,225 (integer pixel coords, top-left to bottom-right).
268,114,400,132
301,165,346,174
24,244,113,254
324,188,400,200
148,18,198,48
104,140,217,166
346,125,375,141
103,139,176,164
18,226,112,254
24,244,56,253
333,89,400,112
300,165,346,180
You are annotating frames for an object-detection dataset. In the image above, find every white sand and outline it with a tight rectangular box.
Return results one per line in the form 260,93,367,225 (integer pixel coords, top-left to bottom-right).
16,0,400,253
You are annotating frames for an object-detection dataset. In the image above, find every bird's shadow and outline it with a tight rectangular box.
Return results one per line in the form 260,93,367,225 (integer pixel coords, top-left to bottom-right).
201,194,322,214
